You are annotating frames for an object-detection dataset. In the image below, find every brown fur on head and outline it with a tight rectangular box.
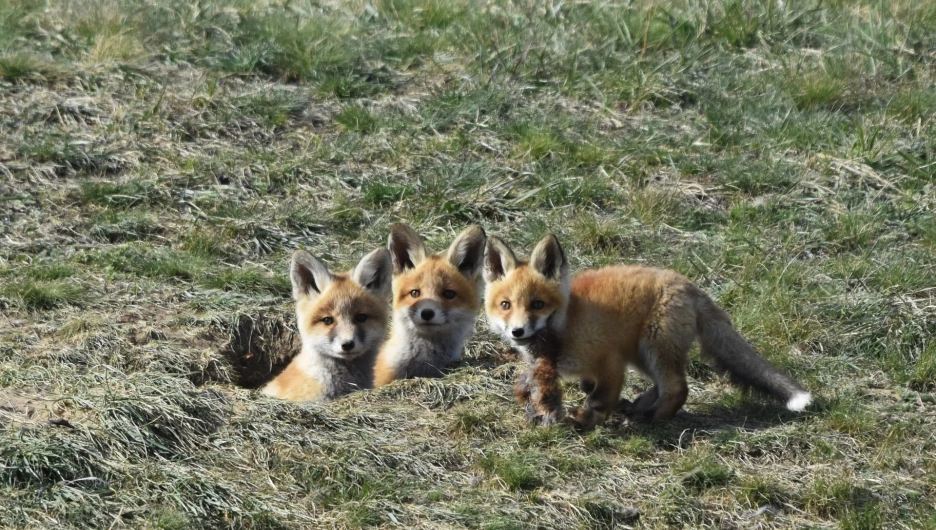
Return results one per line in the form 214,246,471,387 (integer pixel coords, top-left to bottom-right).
291,247,392,360
386,223,486,335
483,233,570,346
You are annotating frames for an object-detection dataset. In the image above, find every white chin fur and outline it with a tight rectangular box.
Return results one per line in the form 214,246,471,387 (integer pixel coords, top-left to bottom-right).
786,392,812,412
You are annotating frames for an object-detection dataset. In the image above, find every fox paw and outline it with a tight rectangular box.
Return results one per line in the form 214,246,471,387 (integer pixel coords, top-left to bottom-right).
562,406,591,430
525,403,565,426
562,406,610,430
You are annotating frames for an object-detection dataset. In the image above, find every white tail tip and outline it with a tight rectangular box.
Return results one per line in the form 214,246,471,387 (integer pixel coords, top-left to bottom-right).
786,392,812,412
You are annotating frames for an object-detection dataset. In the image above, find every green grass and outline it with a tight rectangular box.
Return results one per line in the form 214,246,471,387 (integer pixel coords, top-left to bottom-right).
677,451,735,490
479,452,542,491
1,0,935,528
1,278,85,310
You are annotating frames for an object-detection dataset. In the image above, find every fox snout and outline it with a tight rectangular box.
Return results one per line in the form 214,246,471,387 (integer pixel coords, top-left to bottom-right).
409,300,446,326
508,322,537,341
327,323,369,357
498,317,545,344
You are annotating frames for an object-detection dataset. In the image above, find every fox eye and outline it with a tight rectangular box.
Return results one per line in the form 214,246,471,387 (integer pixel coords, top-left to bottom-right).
354,314,368,323
443,289,456,299
322,316,334,325
500,301,511,310
410,289,420,298
531,300,545,310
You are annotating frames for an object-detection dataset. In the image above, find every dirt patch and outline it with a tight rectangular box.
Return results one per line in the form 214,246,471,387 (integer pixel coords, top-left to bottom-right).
0,391,68,428
214,313,301,389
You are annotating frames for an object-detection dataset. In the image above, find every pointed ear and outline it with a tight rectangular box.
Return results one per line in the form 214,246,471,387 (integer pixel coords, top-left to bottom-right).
483,236,518,283
387,223,428,275
529,233,567,282
352,247,392,297
446,225,486,279
290,249,334,301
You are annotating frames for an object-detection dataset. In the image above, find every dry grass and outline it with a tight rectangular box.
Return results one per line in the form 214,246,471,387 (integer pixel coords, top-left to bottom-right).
2,0,935,528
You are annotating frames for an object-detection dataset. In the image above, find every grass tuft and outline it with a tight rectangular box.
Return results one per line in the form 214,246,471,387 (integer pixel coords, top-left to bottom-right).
479,452,542,491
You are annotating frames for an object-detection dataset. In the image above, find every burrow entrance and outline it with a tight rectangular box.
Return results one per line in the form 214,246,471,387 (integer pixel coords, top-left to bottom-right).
216,313,301,389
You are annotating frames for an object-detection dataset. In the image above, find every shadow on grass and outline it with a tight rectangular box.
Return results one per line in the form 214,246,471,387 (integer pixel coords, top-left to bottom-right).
592,397,816,451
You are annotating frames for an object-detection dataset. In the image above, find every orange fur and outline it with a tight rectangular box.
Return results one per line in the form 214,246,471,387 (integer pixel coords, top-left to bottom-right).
262,361,324,401
374,257,482,386
373,350,396,387
262,249,391,401
375,224,485,387
485,235,811,428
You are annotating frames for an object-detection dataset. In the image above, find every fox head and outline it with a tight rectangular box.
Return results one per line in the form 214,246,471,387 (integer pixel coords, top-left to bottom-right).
290,247,392,360
483,233,570,350
387,223,486,337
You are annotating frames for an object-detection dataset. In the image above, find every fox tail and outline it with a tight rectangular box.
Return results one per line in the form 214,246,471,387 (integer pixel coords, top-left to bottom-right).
695,291,811,412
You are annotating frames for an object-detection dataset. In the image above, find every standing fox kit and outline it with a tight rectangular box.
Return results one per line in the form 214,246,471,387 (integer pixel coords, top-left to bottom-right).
483,233,812,428
374,224,486,387
262,248,392,401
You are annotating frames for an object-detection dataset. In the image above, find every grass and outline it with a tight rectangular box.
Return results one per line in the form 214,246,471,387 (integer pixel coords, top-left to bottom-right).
1,0,935,528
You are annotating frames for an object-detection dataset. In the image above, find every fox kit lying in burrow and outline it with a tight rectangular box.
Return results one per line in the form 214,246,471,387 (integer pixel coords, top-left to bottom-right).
374,223,486,387
262,248,391,401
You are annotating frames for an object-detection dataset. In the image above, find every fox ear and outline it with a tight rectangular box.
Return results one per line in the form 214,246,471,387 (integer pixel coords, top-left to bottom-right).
446,226,486,279
352,247,392,297
483,236,518,283
530,233,567,282
387,223,428,275
290,249,334,301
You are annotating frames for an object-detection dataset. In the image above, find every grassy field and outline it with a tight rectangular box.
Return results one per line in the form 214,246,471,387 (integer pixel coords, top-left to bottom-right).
1,0,935,528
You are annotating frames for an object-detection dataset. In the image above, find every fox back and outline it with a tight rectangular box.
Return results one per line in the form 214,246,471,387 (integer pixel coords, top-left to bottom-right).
262,247,392,401
374,224,486,386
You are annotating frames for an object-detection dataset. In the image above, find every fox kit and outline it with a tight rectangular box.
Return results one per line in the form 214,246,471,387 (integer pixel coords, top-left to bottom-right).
262,248,392,401
373,224,486,386
483,233,812,428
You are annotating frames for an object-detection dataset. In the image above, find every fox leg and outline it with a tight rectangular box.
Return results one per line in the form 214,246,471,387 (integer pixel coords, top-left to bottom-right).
566,364,624,429
622,385,658,417
632,314,695,421
630,351,688,422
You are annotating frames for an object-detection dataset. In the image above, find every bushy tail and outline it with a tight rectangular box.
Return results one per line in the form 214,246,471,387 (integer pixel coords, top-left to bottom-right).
695,293,811,412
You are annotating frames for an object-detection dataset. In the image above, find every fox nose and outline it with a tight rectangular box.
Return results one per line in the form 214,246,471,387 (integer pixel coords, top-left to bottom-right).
341,341,355,352
512,328,525,338
420,309,435,321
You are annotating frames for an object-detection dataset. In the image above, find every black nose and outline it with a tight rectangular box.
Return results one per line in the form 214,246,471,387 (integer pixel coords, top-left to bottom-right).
421,309,435,321
341,341,355,351
512,328,525,338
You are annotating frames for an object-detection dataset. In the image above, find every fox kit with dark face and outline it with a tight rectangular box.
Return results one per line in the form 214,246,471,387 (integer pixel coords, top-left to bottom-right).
484,233,811,428
373,224,486,386
262,248,392,401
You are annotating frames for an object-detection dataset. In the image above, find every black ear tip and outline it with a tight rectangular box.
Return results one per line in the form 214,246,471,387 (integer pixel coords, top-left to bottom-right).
547,233,564,251
388,223,407,238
